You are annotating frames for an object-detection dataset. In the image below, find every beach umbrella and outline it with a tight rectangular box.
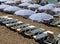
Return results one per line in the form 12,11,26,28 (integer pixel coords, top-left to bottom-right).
18,3,31,7
4,6,21,13
21,0,32,3
18,3,31,8
0,4,10,11
28,4,42,12
0,0,8,3
14,9,35,18
14,0,21,1
52,8,60,13
5,1,16,5
5,0,21,5
28,4,41,9
38,4,56,11
29,13,53,22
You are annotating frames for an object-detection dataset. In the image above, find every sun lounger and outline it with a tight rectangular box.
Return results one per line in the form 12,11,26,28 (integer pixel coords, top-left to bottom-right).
33,31,49,40
2,19,18,24
57,25,60,28
0,18,13,23
53,13,60,17
24,28,45,37
11,24,30,31
6,21,23,27
43,31,59,44
18,25,36,33
0,17,13,20
50,20,60,26
0,16,8,18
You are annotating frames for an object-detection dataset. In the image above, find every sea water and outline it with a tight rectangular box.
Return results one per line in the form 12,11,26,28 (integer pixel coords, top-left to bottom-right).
43,0,58,4
32,0,58,4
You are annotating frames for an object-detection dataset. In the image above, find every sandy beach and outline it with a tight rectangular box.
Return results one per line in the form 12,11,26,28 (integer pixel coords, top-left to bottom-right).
0,12,60,44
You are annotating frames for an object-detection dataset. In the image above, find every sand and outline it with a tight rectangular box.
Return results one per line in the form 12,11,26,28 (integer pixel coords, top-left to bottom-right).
0,12,60,44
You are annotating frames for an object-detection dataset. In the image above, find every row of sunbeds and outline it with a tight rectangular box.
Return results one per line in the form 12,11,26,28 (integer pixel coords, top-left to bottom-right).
0,16,60,44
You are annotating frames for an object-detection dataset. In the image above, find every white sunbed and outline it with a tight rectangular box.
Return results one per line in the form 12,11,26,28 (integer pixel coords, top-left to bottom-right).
6,21,23,27
53,13,60,17
2,19,18,24
50,20,60,26
11,24,30,31
0,16,8,18
0,18,13,23
33,31,49,40
24,28,45,37
18,25,36,33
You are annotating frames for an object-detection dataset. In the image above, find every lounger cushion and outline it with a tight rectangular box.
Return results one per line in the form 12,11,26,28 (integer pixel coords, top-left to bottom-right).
29,13,53,22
